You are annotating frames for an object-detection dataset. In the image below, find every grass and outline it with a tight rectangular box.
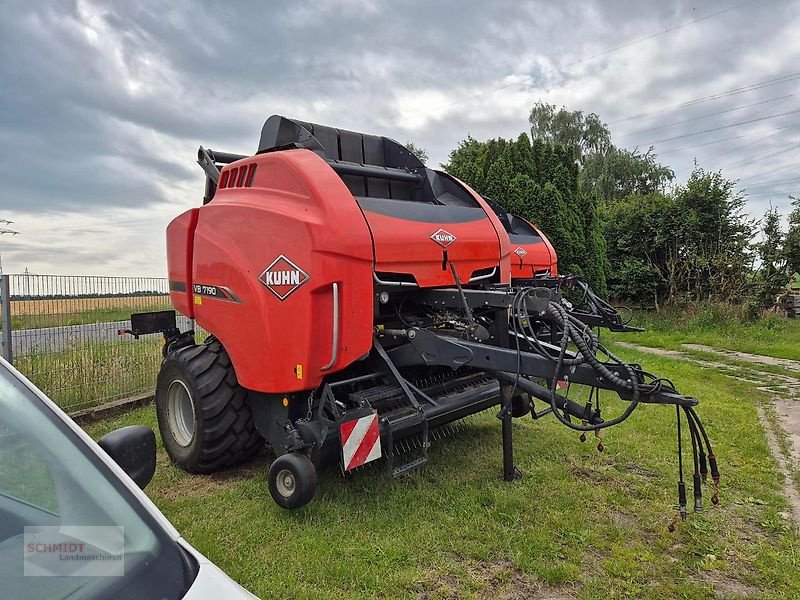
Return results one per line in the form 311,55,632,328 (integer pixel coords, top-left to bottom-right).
17,338,163,413
86,346,800,599
5,294,173,412
610,308,800,361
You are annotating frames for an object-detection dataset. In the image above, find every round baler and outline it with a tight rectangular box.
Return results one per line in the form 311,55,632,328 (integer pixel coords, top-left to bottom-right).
126,116,718,515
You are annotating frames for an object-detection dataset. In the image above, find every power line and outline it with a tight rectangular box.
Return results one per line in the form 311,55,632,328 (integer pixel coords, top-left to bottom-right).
641,107,800,145
656,132,764,155
609,71,800,125
742,189,798,197
702,126,794,162
735,160,798,182
618,93,796,138
655,122,800,155
739,176,800,189
719,140,800,171
400,0,759,122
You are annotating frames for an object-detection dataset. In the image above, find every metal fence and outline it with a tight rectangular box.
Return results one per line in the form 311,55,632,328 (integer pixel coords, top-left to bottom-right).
0,274,190,414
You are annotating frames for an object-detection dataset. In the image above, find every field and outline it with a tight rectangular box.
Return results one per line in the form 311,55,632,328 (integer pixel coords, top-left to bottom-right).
5,295,171,330
85,316,800,599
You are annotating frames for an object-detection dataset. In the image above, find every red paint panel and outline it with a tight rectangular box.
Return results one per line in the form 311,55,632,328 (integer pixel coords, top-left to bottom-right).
166,208,199,318
509,219,559,281
187,149,374,393
450,177,513,285
363,210,501,287
360,172,511,287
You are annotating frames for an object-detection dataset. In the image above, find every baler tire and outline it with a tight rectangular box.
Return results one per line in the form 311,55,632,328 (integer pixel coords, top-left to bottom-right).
268,453,318,509
155,338,263,473
511,393,532,418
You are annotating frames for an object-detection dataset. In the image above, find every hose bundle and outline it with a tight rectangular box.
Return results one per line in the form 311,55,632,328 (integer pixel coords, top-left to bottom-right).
510,283,719,521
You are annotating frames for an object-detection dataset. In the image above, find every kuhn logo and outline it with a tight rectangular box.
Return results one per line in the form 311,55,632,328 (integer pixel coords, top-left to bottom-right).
258,255,310,300
514,247,528,257
430,228,457,248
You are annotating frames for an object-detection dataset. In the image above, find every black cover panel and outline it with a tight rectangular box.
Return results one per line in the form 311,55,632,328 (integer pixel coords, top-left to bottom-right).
258,116,322,153
357,197,486,223
339,129,366,196
363,135,389,198
509,233,543,245
259,116,424,164
258,116,490,208
339,130,363,163
310,124,340,161
480,196,513,233
389,180,412,200
508,214,539,236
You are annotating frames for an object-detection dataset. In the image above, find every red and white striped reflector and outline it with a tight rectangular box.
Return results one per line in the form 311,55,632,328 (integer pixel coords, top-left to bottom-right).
340,412,382,471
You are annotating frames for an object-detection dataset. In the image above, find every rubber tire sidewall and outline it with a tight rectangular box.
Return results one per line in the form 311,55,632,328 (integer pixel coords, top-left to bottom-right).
155,340,262,473
156,358,206,472
268,453,318,509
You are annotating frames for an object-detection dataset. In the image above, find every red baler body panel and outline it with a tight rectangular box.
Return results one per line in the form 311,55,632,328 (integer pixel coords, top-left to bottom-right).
509,220,558,280
361,203,505,287
166,208,199,318
461,181,513,285
174,149,374,393
167,150,512,393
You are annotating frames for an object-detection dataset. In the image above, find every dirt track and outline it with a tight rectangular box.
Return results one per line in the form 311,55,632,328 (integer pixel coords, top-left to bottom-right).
616,341,800,527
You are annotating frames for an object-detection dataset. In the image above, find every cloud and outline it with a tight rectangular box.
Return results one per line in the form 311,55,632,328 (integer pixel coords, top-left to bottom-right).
1,0,798,274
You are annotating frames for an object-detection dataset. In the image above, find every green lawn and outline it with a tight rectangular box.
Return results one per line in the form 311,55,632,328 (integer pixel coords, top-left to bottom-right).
612,309,800,361
87,346,800,599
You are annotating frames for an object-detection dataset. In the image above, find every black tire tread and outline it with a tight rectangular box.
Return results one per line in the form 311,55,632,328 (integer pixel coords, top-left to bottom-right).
268,453,318,509
157,338,262,473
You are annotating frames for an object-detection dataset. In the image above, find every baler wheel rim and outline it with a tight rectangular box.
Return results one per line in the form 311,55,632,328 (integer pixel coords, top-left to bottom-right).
275,469,296,498
166,379,195,447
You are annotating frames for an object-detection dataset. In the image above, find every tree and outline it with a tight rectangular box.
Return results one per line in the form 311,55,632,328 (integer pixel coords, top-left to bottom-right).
581,146,674,202
672,167,754,303
445,136,486,189
528,102,611,159
755,206,786,309
603,168,755,308
528,102,674,204
785,196,800,276
403,142,428,164
603,192,674,309
443,132,607,288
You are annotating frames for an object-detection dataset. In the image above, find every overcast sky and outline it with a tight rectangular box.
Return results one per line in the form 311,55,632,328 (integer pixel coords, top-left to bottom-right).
1,0,798,276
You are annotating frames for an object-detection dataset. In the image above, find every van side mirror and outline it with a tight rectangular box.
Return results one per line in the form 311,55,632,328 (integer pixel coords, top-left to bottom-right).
98,426,156,489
